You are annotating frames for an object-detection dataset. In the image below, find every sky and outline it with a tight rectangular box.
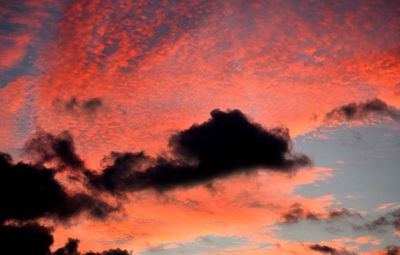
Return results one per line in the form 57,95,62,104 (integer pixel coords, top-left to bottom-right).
0,0,399,254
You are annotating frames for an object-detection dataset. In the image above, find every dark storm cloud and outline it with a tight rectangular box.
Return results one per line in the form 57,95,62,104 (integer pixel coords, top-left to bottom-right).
23,131,84,170
53,238,131,255
0,152,115,223
87,109,311,193
353,208,400,233
281,204,361,223
324,98,400,123
54,97,104,116
0,223,54,255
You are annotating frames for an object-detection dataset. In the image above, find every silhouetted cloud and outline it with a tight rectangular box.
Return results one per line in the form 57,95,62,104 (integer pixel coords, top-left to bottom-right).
23,131,84,170
84,250,130,255
2,230,131,255
54,97,103,116
170,109,310,171
0,109,312,253
53,238,79,255
310,244,336,254
324,98,400,123
0,152,115,223
281,204,361,223
309,244,357,255
85,151,150,194
0,151,118,254
87,109,311,193
0,223,54,255
54,238,131,255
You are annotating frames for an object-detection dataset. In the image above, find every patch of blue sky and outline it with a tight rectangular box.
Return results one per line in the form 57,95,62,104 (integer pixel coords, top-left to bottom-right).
276,122,400,248
141,235,248,255
293,122,400,212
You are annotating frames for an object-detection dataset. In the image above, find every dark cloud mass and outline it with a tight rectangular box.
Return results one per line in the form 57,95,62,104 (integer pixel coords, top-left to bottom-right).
0,152,115,223
23,131,84,170
324,98,400,123
87,109,311,193
53,239,131,255
0,151,117,254
0,228,131,255
85,152,151,194
170,109,310,171
0,223,54,255
53,238,79,255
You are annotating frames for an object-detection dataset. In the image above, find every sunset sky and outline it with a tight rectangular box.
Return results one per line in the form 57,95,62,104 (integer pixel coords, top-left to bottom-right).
0,1,399,254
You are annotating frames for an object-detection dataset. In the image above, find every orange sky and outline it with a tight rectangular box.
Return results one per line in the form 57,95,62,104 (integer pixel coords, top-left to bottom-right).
0,0,399,254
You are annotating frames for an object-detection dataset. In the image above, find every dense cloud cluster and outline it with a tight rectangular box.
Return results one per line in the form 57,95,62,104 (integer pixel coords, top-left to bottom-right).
8,107,400,254
1,106,398,254
0,109,312,254
87,109,311,193
324,98,400,123
0,102,398,254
